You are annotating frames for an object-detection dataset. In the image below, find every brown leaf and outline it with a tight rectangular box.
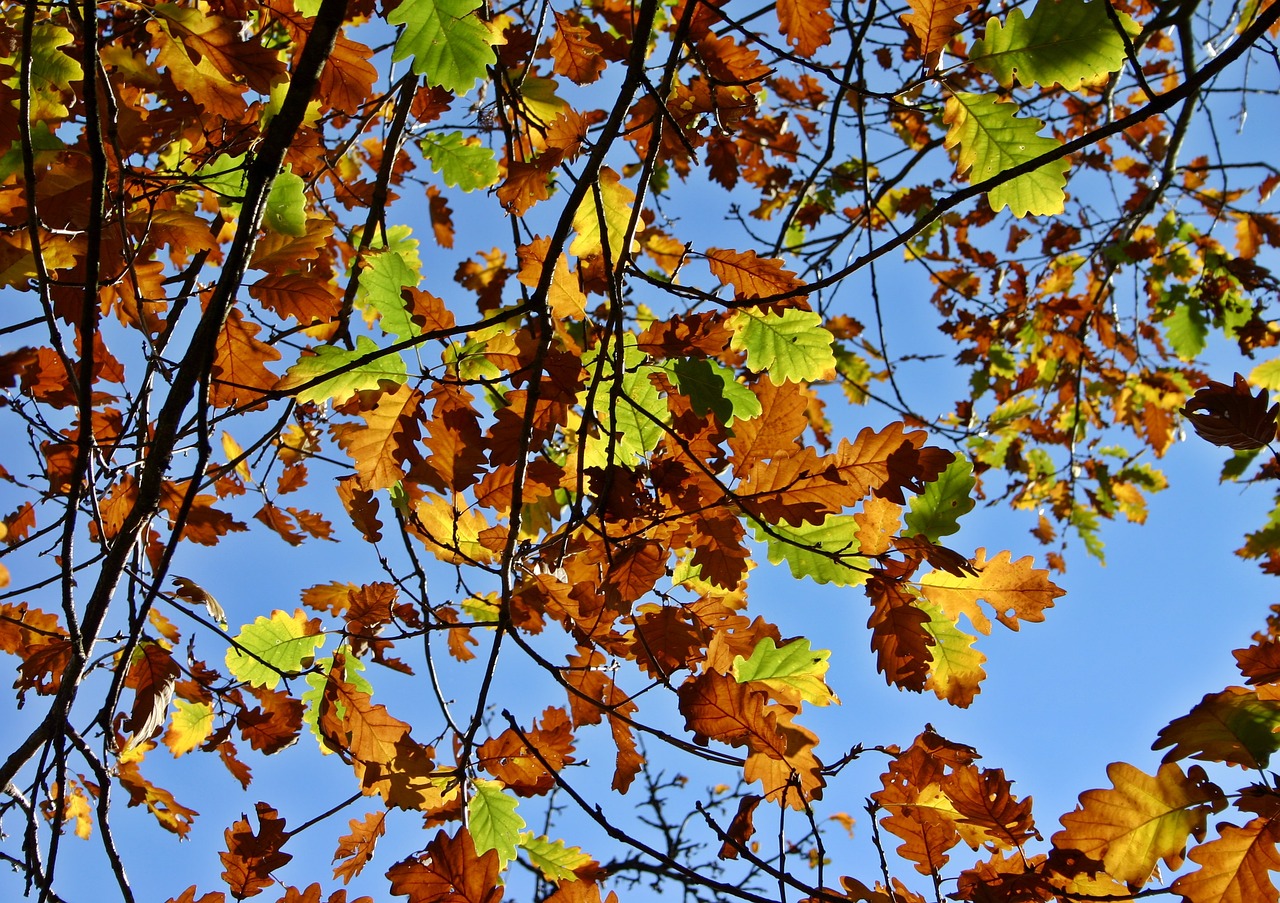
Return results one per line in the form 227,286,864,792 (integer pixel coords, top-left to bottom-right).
211,307,281,411
124,642,181,750
386,829,503,903
220,802,292,899
1183,374,1279,450
332,811,387,885
718,794,763,860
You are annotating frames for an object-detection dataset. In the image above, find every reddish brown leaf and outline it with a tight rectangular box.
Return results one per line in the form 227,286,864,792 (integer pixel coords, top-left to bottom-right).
220,802,292,899
776,0,834,56
386,829,503,903
1183,374,1279,450
211,307,281,411
718,794,763,859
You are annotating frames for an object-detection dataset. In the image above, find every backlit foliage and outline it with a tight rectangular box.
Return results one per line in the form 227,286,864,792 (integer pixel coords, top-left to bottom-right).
2,0,1280,900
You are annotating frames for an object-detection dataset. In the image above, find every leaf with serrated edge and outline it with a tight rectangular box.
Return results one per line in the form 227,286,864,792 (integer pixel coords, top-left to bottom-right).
225,609,326,689
732,637,838,707
729,308,837,384
753,515,869,587
279,337,408,406
519,832,592,881
1052,762,1222,885
468,779,526,866
944,91,1069,217
917,598,986,708
419,131,501,191
970,0,1138,90
388,0,499,95
905,452,975,541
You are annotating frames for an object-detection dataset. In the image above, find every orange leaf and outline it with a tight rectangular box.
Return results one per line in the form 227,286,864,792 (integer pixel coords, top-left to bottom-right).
332,810,387,885
705,247,805,300
335,384,426,492
900,0,978,66
775,0,834,56
1171,816,1280,903
549,12,607,85
318,654,412,764
211,307,281,410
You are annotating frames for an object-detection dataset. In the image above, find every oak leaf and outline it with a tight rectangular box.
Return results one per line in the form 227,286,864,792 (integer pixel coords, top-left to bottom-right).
332,811,388,885
775,0,834,56
1171,816,1280,903
900,0,978,66
1153,686,1280,769
220,802,293,899
386,828,503,903
918,548,1063,634
1052,761,1223,885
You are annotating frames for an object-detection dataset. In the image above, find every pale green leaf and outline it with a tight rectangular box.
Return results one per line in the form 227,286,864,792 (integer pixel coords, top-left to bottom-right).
469,779,525,866
419,131,501,191
226,609,326,689
732,637,838,706
581,343,669,468
918,598,987,708
195,153,248,216
357,248,421,342
264,169,307,236
388,0,498,95
729,308,836,384
944,92,1069,217
1165,303,1208,361
970,0,1138,90
519,833,591,881
1250,357,1280,391
753,515,869,587
3,22,83,120
279,337,408,405
0,122,65,183
905,452,975,541
668,358,762,424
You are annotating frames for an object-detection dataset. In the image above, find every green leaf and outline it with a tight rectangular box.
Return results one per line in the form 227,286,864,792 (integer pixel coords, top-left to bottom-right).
729,308,837,384
944,92,1069,218
753,515,869,587
2,21,83,120
264,168,308,237
519,833,591,881
468,779,525,866
1164,303,1208,361
905,452,975,541
668,358,762,424
918,598,987,708
581,343,669,468
970,0,1138,90
194,153,248,216
302,650,373,749
225,609,327,689
279,337,408,405
358,248,421,342
0,121,64,183
732,637,838,706
419,131,501,191
388,0,499,95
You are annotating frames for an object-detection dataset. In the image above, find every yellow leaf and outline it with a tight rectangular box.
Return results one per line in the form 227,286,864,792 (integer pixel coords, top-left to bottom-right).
221,431,251,482
164,700,215,757
569,167,641,263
